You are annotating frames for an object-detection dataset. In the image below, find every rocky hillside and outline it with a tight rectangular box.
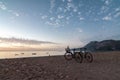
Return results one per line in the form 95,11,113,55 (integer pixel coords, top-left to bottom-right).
84,40,120,51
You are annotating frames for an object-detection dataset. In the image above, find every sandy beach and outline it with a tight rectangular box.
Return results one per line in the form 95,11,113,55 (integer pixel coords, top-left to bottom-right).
0,51,120,80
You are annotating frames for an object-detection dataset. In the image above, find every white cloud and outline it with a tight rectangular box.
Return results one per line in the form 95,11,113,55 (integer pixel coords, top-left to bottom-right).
58,15,64,19
67,0,72,2
62,0,65,2
41,15,47,19
8,10,20,17
100,6,109,13
105,0,109,5
108,13,111,16
0,2,20,17
0,2,7,10
0,37,56,45
66,17,70,20
78,12,81,15
114,12,120,18
66,2,76,12
46,21,59,27
67,3,73,8
79,17,84,20
66,1,78,13
101,6,105,11
58,7,63,12
77,28,83,33
63,9,67,13
13,12,20,17
100,0,112,14
0,37,60,51
115,7,120,12
102,0,112,5
50,0,55,13
50,17,55,21
102,16,112,21
66,3,72,11
46,18,64,27
105,0,112,5
73,8,77,12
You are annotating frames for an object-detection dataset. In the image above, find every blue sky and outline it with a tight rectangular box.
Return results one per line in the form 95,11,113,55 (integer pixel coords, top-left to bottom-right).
0,0,120,50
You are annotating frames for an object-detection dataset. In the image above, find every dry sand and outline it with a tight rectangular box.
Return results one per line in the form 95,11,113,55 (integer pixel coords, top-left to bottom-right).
0,51,120,80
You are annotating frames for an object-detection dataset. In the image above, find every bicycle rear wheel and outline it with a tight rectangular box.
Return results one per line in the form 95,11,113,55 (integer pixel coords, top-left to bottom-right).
74,52,83,63
64,52,73,60
85,52,93,63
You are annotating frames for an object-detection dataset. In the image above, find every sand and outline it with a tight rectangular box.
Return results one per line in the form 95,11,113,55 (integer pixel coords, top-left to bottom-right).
0,51,120,80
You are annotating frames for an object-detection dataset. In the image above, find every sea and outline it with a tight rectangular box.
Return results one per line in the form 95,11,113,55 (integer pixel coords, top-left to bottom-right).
0,51,65,59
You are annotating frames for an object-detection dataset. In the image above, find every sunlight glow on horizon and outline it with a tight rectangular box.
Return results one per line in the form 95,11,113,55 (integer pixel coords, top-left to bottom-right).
0,43,63,51
0,37,64,51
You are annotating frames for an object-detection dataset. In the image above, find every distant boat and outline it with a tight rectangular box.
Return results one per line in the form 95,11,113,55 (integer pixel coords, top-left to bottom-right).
15,54,19,56
32,53,36,55
21,53,24,55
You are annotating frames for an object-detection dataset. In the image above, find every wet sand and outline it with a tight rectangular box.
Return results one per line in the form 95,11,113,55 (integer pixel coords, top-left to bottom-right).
0,51,120,80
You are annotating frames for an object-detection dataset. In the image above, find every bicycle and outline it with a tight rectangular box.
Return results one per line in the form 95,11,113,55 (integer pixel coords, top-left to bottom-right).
64,47,83,63
64,47,93,63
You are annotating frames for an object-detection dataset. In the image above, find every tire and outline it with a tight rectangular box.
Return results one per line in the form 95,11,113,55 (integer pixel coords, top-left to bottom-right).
64,52,73,60
85,52,93,63
74,52,83,63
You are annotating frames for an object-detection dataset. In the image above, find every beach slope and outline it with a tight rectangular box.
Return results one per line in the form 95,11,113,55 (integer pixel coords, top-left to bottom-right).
0,51,120,80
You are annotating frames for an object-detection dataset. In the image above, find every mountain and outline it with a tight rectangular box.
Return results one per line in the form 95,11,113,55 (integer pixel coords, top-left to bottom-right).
84,40,120,52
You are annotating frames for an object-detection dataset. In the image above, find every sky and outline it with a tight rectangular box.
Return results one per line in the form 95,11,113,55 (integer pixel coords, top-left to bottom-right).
0,0,120,50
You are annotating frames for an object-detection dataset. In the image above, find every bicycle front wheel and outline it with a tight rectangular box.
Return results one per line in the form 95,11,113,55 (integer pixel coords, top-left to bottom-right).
64,52,73,60
85,52,93,63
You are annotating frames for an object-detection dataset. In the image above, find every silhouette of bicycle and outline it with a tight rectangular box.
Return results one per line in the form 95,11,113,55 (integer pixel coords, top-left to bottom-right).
64,47,93,63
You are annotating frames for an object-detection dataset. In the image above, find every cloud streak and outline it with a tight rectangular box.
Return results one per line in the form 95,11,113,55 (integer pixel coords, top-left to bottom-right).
0,1,20,17
76,28,83,33
0,37,56,45
0,2,7,10
114,12,120,18
102,16,112,21
50,0,55,13
0,37,65,51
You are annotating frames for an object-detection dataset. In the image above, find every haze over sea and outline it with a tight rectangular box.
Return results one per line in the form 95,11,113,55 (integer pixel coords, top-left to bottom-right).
0,51,64,59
